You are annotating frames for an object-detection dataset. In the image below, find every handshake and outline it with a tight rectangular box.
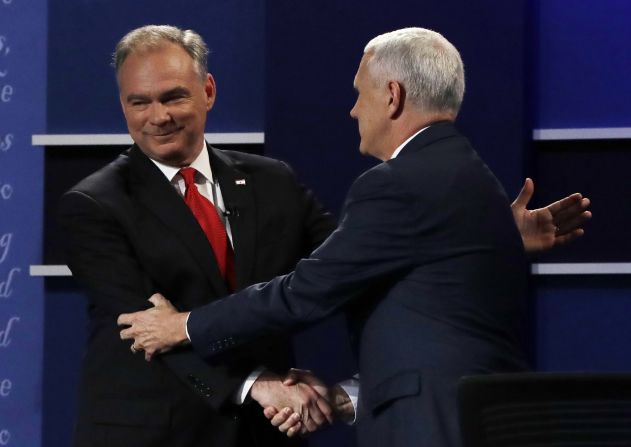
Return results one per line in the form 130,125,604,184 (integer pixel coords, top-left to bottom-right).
117,294,356,435
249,368,356,437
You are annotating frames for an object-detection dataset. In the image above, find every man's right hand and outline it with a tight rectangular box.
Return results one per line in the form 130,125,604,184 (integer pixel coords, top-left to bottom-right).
263,369,356,435
250,369,333,436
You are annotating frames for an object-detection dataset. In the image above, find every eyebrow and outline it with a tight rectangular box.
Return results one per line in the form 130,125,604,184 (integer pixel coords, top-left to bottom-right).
125,93,150,103
159,87,190,102
125,87,191,103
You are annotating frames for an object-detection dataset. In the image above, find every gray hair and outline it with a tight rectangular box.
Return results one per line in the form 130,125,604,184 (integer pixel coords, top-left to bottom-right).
113,25,209,81
364,27,465,115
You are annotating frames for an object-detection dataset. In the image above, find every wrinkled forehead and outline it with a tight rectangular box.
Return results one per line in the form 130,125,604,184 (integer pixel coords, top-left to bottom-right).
128,46,197,76
119,41,181,69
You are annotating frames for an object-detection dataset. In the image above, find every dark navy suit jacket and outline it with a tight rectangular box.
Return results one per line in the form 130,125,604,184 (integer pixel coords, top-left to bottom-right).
188,122,530,447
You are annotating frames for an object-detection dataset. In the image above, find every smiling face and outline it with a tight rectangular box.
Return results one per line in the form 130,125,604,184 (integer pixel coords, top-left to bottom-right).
117,43,216,166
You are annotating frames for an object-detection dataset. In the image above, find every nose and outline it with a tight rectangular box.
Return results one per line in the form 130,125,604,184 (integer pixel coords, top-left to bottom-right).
349,100,358,119
148,102,171,125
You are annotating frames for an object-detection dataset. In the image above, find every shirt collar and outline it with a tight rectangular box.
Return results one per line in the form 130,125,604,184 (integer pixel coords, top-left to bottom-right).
390,125,430,160
149,142,214,184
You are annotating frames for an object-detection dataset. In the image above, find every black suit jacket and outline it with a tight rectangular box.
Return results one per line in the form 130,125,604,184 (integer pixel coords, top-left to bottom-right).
187,123,530,447
58,144,335,447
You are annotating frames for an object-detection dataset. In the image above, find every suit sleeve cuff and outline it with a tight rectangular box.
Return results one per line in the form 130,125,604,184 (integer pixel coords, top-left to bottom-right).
187,310,263,406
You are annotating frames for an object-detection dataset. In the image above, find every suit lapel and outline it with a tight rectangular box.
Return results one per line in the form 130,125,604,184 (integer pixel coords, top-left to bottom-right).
208,146,256,290
127,145,229,297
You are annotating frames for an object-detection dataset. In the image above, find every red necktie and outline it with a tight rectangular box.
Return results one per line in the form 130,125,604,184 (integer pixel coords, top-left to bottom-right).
179,167,235,291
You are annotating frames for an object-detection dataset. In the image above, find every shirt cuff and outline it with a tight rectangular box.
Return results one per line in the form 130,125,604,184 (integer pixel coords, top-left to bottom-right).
337,375,360,425
185,312,191,341
234,366,266,405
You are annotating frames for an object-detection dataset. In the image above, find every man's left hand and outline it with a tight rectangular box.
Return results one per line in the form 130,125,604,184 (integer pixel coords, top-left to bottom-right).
118,293,190,361
511,178,591,254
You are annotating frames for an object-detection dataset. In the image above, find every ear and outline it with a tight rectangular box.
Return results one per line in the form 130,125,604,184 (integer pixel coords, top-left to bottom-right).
386,80,404,119
204,73,217,111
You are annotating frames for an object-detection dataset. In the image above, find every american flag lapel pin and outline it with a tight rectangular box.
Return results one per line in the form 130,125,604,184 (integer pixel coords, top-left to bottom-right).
235,179,246,186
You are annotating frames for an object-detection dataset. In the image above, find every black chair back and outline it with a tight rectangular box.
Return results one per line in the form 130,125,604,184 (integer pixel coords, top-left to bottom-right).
458,372,631,447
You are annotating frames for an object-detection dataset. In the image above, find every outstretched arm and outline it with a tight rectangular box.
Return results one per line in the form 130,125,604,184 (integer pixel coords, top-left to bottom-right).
119,296,333,433
511,178,591,253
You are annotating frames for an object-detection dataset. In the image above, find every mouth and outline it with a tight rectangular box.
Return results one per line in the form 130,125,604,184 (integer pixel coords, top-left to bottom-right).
146,127,183,138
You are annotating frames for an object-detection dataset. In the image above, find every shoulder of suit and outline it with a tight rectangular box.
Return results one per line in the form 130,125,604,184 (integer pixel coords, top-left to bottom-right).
211,146,295,175
64,150,132,198
350,162,401,196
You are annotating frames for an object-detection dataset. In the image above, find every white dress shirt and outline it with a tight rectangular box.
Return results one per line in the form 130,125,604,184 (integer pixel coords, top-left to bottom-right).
391,126,430,160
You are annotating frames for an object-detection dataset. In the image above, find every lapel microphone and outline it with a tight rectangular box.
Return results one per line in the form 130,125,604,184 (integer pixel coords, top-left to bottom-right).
222,207,239,218
211,180,239,219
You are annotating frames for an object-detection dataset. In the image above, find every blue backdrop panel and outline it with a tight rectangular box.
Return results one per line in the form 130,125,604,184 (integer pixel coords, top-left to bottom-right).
0,0,47,445
534,0,631,128
46,0,264,133
535,276,631,371
42,280,87,447
528,0,631,420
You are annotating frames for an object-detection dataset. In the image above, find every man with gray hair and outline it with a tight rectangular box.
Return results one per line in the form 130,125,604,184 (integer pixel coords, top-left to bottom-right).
119,27,590,446
59,25,338,447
